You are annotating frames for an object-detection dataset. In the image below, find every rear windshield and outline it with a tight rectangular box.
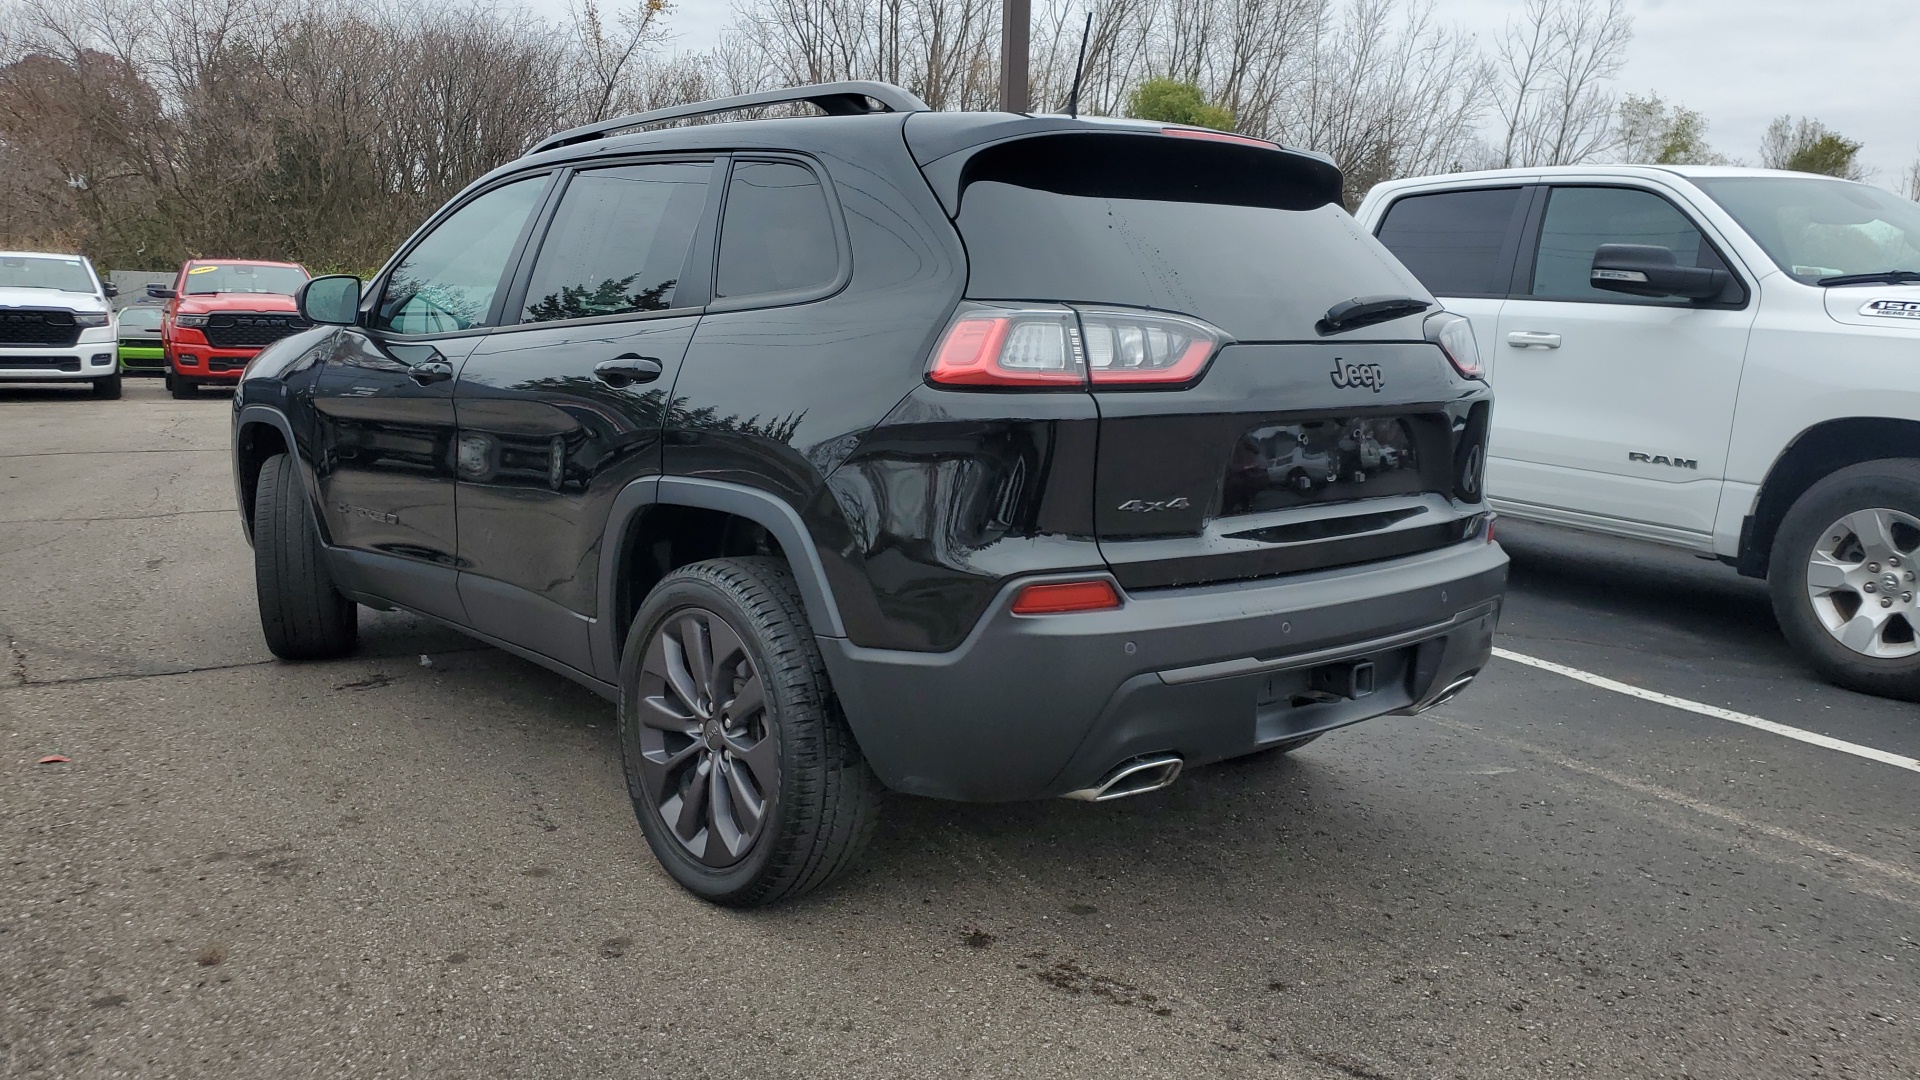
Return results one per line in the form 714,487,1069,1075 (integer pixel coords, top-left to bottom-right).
954,140,1427,340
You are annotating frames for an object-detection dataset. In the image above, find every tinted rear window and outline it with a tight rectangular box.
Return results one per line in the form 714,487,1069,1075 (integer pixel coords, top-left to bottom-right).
1374,188,1526,297
954,139,1426,341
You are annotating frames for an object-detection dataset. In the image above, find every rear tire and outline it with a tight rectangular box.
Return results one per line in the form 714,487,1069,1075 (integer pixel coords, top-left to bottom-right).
253,452,358,660
92,372,122,399
1769,458,1920,701
618,556,881,907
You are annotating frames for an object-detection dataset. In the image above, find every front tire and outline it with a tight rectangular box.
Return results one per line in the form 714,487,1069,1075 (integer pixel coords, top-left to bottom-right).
253,453,358,660
92,372,122,399
167,365,195,398
1769,459,1920,701
618,557,881,907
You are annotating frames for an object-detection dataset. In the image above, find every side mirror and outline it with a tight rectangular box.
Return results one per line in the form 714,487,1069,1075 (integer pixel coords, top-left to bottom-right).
146,284,176,299
102,282,118,298
1590,244,1729,301
298,275,362,326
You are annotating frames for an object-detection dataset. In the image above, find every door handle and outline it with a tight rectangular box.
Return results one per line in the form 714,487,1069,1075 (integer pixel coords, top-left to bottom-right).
407,360,454,384
1506,331,1561,349
593,354,664,387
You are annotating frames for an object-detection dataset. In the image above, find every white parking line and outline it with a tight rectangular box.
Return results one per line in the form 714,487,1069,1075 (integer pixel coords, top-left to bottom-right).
1491,647,1920,775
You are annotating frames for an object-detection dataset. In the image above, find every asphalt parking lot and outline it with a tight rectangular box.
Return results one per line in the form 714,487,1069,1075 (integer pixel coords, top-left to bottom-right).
4,379,1917,1079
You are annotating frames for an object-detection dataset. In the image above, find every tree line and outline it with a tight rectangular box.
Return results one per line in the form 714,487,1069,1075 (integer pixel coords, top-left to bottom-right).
0,0,1892,274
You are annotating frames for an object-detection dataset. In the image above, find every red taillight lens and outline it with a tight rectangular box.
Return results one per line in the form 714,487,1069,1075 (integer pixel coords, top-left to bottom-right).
1010,579,1122,615
1160,127,1278,150
1425,311,1484,380
1079,308,1223,386
928,306,1085,387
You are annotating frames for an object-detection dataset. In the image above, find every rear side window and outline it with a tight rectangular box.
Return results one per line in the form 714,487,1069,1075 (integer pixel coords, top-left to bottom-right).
1375,188,1526,297
521,162,711,322
1530,186,1723,303
715,161,838,301
955,135,1425,341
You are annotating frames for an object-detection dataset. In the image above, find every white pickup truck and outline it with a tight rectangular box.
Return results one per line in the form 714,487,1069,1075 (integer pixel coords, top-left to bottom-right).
1356,166,1920,700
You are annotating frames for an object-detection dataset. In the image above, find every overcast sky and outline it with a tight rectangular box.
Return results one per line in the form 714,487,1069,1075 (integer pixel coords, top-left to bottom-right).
539,0,1913,188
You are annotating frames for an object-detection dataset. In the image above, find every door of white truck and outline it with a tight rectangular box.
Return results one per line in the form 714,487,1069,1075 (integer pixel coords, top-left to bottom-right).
1487,183,1756,544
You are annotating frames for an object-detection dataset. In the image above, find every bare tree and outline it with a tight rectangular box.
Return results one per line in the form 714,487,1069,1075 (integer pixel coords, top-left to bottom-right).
1492,0,1631,168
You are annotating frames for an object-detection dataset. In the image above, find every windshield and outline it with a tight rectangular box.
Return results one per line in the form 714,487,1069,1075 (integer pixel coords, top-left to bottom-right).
183,263,308,295
0,255,96,293
1694,176,1920,284
117,307,161,330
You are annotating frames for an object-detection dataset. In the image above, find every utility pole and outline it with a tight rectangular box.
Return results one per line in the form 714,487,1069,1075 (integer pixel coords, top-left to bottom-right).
1000,0,1030,113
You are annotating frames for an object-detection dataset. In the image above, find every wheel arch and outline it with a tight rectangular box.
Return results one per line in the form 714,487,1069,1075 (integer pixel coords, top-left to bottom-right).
594,477,846,678
233,405,300,545
1741,416,1920,578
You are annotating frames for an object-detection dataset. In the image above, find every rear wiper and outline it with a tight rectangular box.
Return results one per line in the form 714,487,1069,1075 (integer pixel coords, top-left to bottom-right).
1317,294,1432,335
1816,270,1920,287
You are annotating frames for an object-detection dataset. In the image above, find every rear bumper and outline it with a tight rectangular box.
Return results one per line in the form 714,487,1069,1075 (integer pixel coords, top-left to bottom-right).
169,344,260,381
821,537,1507,801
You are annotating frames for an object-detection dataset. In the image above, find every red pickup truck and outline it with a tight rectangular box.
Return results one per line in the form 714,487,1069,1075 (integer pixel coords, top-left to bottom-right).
149,260,310,398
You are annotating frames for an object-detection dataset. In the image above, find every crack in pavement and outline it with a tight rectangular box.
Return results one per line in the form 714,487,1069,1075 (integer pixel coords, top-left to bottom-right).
0,508,233,524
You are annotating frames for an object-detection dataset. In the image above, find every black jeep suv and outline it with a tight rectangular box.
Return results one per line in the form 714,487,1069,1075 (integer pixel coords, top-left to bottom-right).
232,82,1506,905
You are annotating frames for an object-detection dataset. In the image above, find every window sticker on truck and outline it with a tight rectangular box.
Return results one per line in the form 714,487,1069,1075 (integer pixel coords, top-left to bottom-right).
1860,299,1920,320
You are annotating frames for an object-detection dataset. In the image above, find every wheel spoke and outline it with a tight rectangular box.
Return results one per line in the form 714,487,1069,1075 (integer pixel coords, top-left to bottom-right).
681,615,713,711
1836,608,1891,654
721,758,766,834
720,672,765,726
703,761,736,863
673,756,713,841
638,738,702,794
658,628,705,718
638,693,700,734
1844,509,1901,560
724,730,778,793
1805,550,1854,592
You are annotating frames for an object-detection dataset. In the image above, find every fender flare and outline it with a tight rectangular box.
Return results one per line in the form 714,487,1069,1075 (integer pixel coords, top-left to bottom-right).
591,475,847,678
233,404,322,546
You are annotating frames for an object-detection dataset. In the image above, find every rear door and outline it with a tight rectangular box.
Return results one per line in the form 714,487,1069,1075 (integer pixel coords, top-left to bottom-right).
1489,184,1755,540
311,173,551,619
952,136,1492,592
453,159,718,674
1371,183,1535,379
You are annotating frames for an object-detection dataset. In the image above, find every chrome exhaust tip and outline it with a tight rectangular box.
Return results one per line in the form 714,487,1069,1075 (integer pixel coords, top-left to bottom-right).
1401,671,1479,715
1062,754,1184,802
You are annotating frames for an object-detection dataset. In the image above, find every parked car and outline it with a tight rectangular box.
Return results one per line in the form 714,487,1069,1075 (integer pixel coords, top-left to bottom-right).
0,250,121,398
233,81,1505,905
115,302,166,375
1357,165,1920,700
149,259,310,398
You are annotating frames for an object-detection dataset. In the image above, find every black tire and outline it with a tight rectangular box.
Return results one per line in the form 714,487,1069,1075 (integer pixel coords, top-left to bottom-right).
1769,458,1920,701
92,372,122,399
618,556,881,907
169,371,196,399
253,453,358,660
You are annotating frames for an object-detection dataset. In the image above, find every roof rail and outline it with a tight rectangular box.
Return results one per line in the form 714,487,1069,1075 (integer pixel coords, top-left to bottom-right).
531,81,931,155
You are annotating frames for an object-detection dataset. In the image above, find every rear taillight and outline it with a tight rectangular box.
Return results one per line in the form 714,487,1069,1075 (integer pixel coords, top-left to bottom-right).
1010,579,1122,615
1078,308,1222,386
927,305,1084,387
1425,311,1484,380
927,304,1224,389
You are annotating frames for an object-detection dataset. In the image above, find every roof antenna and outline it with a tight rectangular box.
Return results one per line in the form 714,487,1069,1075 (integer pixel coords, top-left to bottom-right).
1067,12,1093,119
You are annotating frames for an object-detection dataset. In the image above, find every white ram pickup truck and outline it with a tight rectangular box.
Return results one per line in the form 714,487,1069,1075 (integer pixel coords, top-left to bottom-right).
1356,166,1920,700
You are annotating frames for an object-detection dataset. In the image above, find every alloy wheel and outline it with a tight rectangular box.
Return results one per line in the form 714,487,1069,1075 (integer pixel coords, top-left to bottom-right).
1804,507,1920,659
634,608,776,866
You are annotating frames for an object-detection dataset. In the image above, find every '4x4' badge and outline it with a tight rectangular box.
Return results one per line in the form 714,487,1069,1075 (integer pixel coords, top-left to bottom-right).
1329,359,1385,393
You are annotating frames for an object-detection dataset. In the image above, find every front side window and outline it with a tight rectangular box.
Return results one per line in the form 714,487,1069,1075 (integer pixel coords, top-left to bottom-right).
375,176,548,334
520,162,711,323
714,161,839,300
1375,187,1527,297
1693,175,1920,284
0,255,95,293
1530,186,1723,303
182,263,308,296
